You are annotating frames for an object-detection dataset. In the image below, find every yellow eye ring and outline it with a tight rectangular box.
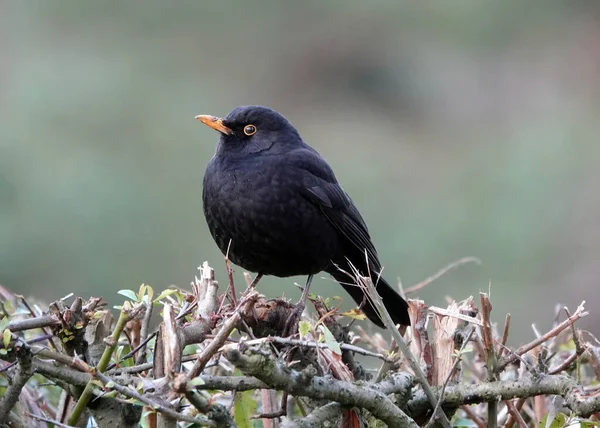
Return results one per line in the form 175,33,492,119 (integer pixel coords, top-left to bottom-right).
243,124,257,136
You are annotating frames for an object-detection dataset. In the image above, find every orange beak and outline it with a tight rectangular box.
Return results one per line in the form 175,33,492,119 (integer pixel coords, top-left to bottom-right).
195,115,233,135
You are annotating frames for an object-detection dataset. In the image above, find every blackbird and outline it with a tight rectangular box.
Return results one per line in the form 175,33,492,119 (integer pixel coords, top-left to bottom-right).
196,105,410,329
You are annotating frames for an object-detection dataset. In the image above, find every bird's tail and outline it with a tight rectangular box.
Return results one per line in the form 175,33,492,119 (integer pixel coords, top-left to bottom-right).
326,267,411,328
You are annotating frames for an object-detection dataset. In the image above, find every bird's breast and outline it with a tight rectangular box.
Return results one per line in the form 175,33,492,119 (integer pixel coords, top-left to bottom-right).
202,156,338,276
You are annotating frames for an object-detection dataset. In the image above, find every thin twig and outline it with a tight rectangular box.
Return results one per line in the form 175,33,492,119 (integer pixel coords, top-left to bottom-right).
404,257,481,294
108,331,158,370
461,405,486,428
428,305,483,326
499,313,511,358
505,400,528,428
95,371,215,426
228,336,393,362
358,272,452,428
0,347,33,424
505,398,526,428
110,353,219,375
224,241,238,306
186,290,259,380
26,412,73,428
135,301,154,365
565,306,585,356
7,314,60,333
17,295,59,351
549,349,584,375
498,301,588,370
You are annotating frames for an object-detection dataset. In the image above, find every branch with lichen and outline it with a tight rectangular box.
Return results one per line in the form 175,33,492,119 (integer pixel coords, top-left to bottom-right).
0,260,599,427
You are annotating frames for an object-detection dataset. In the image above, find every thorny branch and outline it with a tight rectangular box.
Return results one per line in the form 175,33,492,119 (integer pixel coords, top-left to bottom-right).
223,346,417,428
0,261,598,427
0,346,33,425
407,374,600,418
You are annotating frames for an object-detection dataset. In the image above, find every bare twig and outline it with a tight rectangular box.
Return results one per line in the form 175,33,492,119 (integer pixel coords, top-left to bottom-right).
7,314,60,333
224,336,393,362
498,301,588,370
135,301,154,365
461,405,486,428
404,257,481,294
505,398,526,428
224,242,238,306
565,306,585,357
0,347,33,424
110,330,158,370
428,305,483,326
358,272,452,428
499,313,511,358
26,412,73,428
186,290,259,380
94,371,215,426
505,400,528,428
17,295,59,351
549,348,585,375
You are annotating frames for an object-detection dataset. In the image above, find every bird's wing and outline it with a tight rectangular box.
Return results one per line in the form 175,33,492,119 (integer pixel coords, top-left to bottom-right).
307,183,381,269
291,149,381,270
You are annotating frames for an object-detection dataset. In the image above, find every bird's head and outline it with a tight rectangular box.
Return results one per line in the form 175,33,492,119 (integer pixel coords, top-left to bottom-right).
196,105,303,156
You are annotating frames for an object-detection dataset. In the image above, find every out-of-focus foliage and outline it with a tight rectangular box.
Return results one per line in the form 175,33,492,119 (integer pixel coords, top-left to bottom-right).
1,2,599,341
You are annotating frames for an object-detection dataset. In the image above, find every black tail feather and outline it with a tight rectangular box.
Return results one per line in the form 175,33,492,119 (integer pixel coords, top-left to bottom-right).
326,267,411,328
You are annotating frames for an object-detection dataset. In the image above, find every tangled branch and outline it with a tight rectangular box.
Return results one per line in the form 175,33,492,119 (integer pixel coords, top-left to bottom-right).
0,262,598,427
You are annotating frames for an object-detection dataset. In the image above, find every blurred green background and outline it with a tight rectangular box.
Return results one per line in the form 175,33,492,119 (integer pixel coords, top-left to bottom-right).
1,2,599,341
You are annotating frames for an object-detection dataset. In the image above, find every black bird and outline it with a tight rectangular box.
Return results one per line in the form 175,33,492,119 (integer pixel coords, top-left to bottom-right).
196,106,410,329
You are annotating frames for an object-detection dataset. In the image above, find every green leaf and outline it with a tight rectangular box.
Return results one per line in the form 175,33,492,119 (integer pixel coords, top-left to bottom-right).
453,348,473,358
539,412,567,428
559,339,576,351
234,390,257,428
145,285,154,302
119,344,134,368
118,289,138,301
189,377,205,387
0,317,9,331
320,325,342,356
339,308,368,320
3,329,11,349
233,369,257,427
452,417,479,427
153,288,179,303
298,321,311,338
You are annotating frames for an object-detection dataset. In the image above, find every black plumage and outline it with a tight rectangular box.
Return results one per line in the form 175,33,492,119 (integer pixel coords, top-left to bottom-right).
197,105,410,328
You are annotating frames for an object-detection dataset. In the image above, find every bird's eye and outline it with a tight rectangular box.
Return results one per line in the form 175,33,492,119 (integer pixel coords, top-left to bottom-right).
243,124,257,136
